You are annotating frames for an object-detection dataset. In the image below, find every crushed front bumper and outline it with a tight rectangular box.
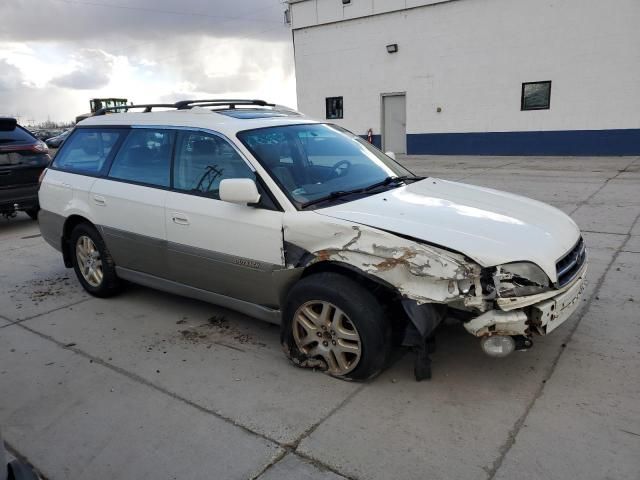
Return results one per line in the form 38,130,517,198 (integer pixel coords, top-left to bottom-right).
464,262,588,338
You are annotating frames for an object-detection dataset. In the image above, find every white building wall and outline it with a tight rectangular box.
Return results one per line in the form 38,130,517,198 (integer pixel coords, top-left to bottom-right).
290,0,450,29
291,0,640,142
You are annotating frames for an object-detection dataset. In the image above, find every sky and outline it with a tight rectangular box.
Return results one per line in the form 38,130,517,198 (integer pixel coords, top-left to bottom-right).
0,0,295,124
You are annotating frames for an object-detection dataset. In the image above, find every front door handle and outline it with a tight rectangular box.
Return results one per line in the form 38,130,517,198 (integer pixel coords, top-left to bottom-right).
93,195,106,206
172,213,190,225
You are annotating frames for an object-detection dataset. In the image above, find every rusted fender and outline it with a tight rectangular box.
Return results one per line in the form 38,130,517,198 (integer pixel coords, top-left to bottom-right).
283,212,482,304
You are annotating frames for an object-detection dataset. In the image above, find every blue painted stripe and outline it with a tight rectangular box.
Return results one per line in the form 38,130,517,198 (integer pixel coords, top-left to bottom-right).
405,129,640,156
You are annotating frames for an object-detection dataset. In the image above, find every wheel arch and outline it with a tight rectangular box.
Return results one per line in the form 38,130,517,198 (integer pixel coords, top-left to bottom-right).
300,260,397,296
61,214,96,267
295,260,409,331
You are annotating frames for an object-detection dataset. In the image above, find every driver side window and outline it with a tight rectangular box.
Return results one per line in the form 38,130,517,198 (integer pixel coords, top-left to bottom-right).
173,131,255,199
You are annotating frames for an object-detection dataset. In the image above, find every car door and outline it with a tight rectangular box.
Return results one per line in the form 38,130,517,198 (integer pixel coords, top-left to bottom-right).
89,128,175,278
41,128,124,220
165,130,286,307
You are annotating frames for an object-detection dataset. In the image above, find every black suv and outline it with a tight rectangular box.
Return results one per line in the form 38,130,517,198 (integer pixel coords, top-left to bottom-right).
0,118,50,220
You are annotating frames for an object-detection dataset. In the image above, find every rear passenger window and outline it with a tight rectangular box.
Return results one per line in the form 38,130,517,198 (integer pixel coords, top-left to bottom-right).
108,129,174,187
173,131,254,199
52,129,122,174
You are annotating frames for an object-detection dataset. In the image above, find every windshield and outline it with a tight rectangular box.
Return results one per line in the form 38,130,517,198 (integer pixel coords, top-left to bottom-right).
237,124,414,208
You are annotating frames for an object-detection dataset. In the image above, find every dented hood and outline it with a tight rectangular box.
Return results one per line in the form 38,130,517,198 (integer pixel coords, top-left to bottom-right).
315,178,580,281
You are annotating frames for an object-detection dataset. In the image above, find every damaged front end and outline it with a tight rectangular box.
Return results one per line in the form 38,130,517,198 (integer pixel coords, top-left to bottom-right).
284,214,485,379
283,214,587,379
466,260,587,340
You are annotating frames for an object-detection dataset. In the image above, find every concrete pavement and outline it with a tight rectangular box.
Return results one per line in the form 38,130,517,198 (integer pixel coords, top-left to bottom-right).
1,155,639,479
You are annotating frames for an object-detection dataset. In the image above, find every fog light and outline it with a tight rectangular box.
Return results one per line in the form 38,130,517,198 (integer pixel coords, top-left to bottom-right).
480,335,516,358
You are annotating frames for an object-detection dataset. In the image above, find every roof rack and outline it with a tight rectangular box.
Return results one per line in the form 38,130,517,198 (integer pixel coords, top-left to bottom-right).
94,104,176,115
174,99,275,110
93,99,283,116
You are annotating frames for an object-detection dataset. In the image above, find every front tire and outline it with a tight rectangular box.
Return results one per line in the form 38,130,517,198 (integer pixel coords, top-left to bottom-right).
282,272,391,381
70,223,121,297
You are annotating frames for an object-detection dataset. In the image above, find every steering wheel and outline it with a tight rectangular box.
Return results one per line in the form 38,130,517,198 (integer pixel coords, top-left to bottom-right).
330,160,351,179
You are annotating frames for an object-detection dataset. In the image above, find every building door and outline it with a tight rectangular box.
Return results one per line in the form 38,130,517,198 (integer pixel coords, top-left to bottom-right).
382,94,406,154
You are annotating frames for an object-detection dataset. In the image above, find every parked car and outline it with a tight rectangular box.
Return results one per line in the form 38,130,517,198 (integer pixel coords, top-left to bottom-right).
0,118,50,220
44,130,71,148
38,100,587,381
31,130,57,141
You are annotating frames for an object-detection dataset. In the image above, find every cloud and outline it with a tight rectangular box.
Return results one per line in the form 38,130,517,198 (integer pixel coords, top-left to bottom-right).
50,49,114,90
0,60,83,122
0,0,287,44
0,0,296,123
172,36,294,94
0,60,23,92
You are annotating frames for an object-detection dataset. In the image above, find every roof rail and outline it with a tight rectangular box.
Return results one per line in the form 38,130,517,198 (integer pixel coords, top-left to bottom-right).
94,104,176,115
92,99,284,117
174,99,275,110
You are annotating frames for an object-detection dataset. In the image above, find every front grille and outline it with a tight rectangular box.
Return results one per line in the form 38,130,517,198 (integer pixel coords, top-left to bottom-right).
556,237,586,287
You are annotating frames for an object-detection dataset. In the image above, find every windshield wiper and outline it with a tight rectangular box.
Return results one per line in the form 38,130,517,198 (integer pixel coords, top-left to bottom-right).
301,188,365,208
363,175,424,192
301,175,425,209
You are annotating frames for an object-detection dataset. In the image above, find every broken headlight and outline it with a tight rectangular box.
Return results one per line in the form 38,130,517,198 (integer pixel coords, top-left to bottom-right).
490,262,551,298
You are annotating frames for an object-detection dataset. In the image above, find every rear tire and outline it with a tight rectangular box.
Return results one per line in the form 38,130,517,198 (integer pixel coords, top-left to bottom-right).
70,223,122,297
282,272,391,381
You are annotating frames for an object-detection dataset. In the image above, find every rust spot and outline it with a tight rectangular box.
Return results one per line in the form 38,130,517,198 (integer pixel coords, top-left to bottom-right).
372,248,418,272
315,250,332,262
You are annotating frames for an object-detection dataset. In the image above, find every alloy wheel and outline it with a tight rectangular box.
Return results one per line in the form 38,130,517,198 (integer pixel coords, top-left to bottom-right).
75,235,104,287
292,300,362,375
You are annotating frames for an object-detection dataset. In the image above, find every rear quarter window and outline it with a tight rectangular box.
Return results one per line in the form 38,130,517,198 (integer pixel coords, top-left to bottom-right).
52,129,124,174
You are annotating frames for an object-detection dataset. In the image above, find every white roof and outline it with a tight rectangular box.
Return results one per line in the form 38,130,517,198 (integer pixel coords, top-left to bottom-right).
78,106,319,137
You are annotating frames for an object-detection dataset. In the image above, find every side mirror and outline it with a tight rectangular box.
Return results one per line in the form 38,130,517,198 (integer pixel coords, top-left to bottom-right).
219,178,261,205
385,151,396,160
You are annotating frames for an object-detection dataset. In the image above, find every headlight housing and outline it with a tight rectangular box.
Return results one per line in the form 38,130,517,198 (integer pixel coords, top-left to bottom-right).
490,262,551,298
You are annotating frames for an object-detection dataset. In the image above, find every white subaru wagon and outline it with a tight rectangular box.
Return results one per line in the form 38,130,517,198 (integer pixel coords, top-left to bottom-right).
39,99,587,381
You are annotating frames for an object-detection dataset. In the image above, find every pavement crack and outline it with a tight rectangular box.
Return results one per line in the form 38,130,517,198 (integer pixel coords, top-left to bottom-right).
569,157,639,215
290,383,366,451
485,210,640,480
250,448,288,480
3,440,50,480
12,319,362,479
12,321,282,449
295,450,360,480
580,229,628,236
0,297,93,330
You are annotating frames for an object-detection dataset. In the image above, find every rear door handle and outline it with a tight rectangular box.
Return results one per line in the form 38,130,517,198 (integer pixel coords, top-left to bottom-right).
93,195,106,206
172,213,190,225
62,182,72,188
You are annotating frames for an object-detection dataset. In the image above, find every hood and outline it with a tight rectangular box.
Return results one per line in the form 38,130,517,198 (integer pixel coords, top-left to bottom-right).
315,178,581,282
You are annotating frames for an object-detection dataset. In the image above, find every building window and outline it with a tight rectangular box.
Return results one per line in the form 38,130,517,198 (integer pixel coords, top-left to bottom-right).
521,81,551,111
326,97,343,119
